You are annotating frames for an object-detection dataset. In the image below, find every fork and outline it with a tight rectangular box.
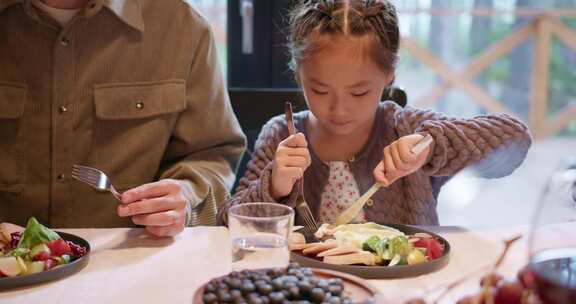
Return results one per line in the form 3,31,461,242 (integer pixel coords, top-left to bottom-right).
284,102,319,234
71,164,122,201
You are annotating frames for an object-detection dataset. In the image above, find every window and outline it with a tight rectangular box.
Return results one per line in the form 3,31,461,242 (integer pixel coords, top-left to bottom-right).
224,0,576,136
227,0,295,88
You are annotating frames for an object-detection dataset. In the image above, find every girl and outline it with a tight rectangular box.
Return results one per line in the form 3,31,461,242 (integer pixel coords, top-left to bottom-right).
219,0,531,226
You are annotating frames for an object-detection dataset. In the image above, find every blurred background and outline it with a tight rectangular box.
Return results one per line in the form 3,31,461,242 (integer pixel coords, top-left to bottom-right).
193,0,576,229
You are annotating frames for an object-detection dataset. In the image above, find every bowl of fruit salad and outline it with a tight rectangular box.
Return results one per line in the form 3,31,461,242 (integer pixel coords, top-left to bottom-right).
289,223,450,279
0,217,89,289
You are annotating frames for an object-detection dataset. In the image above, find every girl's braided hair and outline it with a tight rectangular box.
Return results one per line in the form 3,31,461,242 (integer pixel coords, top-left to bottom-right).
288,0,400,74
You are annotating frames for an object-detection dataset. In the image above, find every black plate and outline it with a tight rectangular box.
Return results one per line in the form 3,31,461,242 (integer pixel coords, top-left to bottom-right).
290,224,450,279
0,232,90,290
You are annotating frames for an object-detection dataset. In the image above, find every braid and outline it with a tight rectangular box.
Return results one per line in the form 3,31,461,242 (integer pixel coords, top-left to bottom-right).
363,0,385,17
362,0,400,66
288,0,400,73
313,0,336,17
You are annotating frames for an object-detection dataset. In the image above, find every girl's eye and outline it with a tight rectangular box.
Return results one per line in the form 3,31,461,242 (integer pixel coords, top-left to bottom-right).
312,89,328,95
351,91,369,97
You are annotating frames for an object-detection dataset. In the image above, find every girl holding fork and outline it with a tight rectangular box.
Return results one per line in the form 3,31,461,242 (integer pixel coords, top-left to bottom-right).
219,0,531,226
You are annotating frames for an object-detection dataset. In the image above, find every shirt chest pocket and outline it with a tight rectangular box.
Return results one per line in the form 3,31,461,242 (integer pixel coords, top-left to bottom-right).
0,82,27,193
89,80,187,186
94,80,187,120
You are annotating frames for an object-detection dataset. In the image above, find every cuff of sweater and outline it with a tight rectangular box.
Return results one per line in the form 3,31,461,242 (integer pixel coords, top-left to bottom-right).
184,200,193,227
416,121,449,175
260,161,299,207
177,179,200,227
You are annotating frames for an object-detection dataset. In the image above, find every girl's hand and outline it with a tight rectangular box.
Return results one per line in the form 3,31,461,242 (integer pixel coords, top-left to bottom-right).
373,134,432,186
271,133,311,200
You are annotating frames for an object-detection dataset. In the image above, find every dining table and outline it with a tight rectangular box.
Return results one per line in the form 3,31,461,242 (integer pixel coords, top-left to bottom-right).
1,222,574,304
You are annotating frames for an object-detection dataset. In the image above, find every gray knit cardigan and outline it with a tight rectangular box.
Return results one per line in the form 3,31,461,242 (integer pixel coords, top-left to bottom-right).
219,101,532,226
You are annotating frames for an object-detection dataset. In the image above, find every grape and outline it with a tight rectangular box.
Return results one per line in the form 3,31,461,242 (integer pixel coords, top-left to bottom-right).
310,288,326,303
326,296,342,304
204,282,216,293
230,289,243,299
9,232,21,249
248,295,263,304
291,286,303,298
269,291,285,304
494,281,524,304
67,241,87,257
328,284,343,296
241,281,256,294
317,279,330,290
217,289,233,302
202,292,218,303
272,278,284,291
228,278,243,289
257,284,272,295
516,268,535,289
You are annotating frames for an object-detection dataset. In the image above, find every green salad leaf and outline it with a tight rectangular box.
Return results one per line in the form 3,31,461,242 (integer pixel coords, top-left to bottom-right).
375,238,389,259
17,217,60,249
8,247,29,258
387,236,413,257
361,235,391,264
362,235,381,253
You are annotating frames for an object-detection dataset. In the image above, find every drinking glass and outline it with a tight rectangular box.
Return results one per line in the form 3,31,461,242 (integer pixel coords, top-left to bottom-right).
228,203,294,271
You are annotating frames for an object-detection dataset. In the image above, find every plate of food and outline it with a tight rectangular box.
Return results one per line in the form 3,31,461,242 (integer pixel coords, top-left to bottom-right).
289,222,450,279
193,263,384,303
0,217,90,289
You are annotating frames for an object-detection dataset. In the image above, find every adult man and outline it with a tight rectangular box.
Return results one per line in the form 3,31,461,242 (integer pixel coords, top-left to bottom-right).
0,0,246,236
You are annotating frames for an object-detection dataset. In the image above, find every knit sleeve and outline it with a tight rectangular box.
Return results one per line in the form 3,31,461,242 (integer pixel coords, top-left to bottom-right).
394,106,532,178
217,115,299,225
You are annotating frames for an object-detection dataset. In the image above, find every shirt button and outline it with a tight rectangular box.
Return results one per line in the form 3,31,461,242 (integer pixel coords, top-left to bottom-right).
58,106,67,114
57,174,66,182
60,37,70,46
366,199,374,207
135,101,144,109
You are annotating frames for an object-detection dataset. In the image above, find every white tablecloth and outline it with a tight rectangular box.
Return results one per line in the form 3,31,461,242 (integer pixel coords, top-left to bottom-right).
0,224,572,304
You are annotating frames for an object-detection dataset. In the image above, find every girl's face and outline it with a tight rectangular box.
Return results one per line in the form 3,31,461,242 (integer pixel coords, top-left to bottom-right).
298,36,393,136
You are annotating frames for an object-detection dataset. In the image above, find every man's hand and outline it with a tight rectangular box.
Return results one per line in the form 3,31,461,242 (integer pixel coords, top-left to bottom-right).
118,179,188,237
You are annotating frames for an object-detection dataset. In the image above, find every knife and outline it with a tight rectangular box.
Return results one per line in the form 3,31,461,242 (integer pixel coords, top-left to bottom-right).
333,134,434,226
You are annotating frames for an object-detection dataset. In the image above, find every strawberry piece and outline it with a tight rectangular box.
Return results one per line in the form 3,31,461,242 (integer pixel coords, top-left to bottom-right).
413,238,444,260
47,239,71,257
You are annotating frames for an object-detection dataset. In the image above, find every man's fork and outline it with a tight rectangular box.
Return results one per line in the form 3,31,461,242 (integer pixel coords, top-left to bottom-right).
71,164,121,201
